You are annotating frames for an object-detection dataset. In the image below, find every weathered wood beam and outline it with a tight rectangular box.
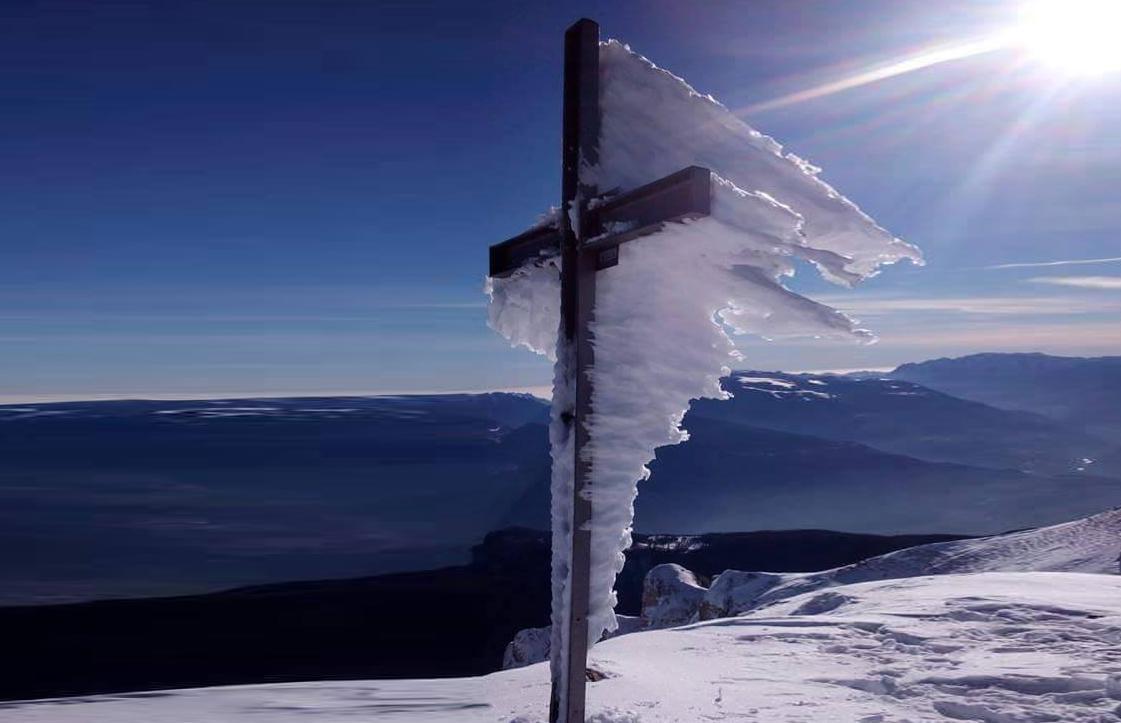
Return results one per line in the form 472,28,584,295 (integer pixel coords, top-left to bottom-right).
488,223,562,278
553,16,600,723
584,165,712,269
488,166,711,277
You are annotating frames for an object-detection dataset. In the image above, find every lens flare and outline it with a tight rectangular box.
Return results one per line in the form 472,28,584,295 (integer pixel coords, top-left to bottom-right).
1016,0,1121,76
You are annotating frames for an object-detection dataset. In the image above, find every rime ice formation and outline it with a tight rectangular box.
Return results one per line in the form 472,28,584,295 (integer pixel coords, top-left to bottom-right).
485,40,922,661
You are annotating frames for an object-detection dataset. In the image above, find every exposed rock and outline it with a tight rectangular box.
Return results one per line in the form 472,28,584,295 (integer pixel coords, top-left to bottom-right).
502,615,642,670
502,626,551,670
699,570,786,620
640,563,707,628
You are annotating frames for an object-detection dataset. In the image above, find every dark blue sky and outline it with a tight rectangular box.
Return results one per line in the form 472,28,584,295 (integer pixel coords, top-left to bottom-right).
2,1,1119,401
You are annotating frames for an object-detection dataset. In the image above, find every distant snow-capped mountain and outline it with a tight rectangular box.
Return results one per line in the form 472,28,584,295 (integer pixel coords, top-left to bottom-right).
699,371,1109,475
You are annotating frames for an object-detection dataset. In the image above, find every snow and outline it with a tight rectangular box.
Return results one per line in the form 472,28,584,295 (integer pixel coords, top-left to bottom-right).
732,376,836,399
484,38,922,680
485,256,562,360
828,506,1121,577
155,406,281,418
699,507,1121,620
701,570,789,621
503,509,1121,673
9,572,1121,723
595,40,921,283
735,376,797,388
5,513,1116,722
0,409,74,419
151,406,366,419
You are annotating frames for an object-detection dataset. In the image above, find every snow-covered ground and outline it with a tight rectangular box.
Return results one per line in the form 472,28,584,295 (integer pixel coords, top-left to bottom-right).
5,511,1116,721
502,508,1121,669
702,508,1121,620
5,572,1119,722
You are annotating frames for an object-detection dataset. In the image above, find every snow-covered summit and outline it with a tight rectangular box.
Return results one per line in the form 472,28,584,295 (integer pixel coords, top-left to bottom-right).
9,572,1120,722
703,507,1120,619
5,513,1117,721
505,509,1121,671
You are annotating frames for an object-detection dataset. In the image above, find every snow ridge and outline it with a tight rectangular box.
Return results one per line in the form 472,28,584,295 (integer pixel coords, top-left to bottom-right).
704,507,1121,619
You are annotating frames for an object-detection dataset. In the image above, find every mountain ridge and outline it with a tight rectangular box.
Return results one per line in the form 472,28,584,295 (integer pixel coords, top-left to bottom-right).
891,352,1121,437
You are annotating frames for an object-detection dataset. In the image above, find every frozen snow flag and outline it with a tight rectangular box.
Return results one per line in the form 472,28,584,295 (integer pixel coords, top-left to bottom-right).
487,40,921,651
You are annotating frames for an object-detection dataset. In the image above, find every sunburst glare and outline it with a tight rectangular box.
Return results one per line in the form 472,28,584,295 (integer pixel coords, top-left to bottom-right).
1015,0,1121,76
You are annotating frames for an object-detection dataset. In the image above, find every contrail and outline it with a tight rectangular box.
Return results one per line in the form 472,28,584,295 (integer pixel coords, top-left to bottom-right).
985,256,1121,270
1029,276,1121,289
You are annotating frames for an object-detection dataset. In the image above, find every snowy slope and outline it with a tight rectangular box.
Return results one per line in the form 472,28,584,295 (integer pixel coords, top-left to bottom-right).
6,572,1120,722
703,507,1121,619
506,509,1121,668
835,506,1121,576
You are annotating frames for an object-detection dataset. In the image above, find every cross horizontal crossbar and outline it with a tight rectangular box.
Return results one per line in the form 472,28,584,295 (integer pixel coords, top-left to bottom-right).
488,165,712,278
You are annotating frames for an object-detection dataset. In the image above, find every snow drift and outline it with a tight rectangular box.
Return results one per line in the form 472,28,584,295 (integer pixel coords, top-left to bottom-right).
486,40,922,666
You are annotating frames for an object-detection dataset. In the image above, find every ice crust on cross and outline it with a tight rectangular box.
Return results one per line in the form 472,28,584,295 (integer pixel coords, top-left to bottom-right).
485,39,921,659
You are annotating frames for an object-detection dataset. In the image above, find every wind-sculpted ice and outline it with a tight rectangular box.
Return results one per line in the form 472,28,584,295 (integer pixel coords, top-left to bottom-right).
485,40,922,666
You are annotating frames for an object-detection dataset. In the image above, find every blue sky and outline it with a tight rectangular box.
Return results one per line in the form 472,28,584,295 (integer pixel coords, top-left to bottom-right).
1,0,1118,402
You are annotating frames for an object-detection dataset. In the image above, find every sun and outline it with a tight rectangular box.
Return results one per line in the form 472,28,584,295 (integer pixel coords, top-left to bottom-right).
1015,0,1121,76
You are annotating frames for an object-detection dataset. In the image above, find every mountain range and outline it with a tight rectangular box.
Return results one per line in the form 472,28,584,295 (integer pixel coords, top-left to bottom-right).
0,352,1118,604
892,352,1121,436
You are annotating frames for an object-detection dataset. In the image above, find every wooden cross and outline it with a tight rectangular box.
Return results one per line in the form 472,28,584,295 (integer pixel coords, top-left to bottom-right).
488,19,712,723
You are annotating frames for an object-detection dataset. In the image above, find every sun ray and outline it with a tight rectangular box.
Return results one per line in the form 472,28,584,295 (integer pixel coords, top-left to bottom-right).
740,0,1121,117
738,36,1010,115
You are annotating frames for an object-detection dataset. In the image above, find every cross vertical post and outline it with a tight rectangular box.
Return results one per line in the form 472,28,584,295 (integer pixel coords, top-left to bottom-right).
552,17,599,723
487,19,712,723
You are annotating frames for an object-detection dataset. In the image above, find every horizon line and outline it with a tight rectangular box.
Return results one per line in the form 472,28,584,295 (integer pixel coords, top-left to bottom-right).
0,369,892,405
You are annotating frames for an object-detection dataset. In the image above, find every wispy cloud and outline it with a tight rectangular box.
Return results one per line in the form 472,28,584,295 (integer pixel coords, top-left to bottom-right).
0,384,555,405
983,256,1121,270
816,295,1121,316
741,320,1121,352
1028,276,1121,290
876,322,1121,349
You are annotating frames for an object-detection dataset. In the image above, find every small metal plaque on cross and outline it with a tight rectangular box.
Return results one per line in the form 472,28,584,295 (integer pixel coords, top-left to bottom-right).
487,18,713,723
